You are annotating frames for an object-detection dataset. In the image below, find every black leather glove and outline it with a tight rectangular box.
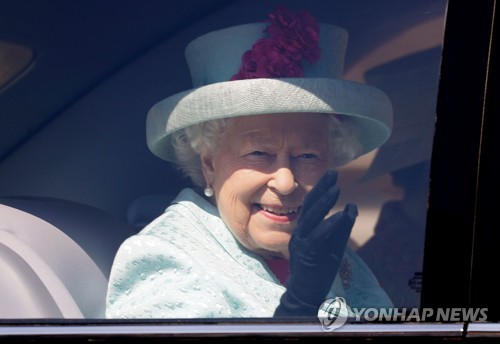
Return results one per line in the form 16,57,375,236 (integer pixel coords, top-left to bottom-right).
274,170,358,317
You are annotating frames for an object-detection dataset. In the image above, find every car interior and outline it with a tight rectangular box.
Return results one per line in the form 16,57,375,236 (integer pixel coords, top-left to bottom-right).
1,0,498,342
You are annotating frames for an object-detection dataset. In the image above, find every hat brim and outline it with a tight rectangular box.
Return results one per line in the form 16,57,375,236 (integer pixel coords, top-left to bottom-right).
146,77,393,163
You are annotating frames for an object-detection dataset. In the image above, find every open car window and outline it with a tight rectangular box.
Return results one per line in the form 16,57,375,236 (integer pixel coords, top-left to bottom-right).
0,0,498,341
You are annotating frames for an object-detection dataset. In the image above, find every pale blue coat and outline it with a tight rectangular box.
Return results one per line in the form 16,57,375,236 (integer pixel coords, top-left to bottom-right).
106,188,392,318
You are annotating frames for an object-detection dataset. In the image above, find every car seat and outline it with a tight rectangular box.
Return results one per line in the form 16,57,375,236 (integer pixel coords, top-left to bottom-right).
126,193,175,231
0,197,135,318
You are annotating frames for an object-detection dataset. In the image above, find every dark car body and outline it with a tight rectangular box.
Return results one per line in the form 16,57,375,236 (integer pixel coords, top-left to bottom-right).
0,0,499,342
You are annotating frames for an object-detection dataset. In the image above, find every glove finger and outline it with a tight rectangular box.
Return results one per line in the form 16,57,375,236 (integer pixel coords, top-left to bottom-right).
309,203,358,254
301,170,338,215
343,203,359,221
297,184,340,236
293,203,357,266
321,204,358,258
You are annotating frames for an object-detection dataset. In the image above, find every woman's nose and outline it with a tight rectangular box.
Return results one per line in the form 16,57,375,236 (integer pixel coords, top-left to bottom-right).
267,165,299,195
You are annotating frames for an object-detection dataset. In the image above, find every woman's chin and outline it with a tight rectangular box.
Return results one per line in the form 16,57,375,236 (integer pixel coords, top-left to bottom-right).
252,233,291,258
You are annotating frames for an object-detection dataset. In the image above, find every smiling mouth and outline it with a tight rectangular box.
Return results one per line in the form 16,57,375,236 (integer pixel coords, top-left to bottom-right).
258,204,300,216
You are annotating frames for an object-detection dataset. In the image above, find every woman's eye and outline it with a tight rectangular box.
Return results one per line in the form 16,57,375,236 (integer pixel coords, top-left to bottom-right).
299,153,317,159
249,151,266,156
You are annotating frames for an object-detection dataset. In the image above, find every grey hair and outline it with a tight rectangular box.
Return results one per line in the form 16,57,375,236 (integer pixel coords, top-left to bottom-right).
172,119,226,188
171,115,361,188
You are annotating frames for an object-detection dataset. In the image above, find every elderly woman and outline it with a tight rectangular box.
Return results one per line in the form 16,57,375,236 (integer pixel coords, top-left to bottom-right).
106,6,393,318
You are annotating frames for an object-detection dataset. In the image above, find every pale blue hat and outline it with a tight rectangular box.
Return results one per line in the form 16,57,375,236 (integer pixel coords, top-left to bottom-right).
146,22,393,163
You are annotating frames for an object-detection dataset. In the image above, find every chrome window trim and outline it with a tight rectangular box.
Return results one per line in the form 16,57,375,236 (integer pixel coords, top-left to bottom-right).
466,322,500,338
0,322,465,338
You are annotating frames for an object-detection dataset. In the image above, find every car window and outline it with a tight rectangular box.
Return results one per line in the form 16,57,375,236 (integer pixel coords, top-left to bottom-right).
2,0,498,341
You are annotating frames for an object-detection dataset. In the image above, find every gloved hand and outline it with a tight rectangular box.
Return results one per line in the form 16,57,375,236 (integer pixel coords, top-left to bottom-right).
274,170,358,317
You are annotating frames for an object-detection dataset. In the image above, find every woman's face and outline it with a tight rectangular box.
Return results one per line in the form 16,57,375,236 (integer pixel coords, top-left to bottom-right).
201,113,332,259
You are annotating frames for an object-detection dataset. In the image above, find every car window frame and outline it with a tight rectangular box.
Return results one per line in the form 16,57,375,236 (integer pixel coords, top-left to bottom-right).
0,0,498,342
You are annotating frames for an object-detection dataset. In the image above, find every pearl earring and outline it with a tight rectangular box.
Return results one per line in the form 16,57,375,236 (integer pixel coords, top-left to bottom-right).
204,185,214,197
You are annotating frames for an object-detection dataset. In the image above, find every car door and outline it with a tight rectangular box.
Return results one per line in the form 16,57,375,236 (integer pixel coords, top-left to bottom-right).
0,0,498,342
